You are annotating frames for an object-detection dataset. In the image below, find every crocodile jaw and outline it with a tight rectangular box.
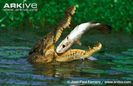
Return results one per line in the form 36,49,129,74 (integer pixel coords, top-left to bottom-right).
80,42,102,59
55,42,102,62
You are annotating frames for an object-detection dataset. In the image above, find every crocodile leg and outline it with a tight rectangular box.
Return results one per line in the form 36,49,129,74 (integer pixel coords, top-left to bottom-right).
55,42,102,62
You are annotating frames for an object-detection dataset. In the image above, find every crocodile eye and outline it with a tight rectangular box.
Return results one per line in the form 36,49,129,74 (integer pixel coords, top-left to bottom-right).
62,45,65,48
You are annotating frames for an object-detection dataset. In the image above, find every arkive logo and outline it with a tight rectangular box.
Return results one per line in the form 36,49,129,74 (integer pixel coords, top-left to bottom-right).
3,3,38,11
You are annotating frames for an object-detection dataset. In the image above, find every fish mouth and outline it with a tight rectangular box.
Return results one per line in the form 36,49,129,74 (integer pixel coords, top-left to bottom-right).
56,49,63,54
56,47,67,54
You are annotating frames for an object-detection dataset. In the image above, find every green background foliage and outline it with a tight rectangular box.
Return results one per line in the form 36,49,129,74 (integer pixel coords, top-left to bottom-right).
0,0,133,33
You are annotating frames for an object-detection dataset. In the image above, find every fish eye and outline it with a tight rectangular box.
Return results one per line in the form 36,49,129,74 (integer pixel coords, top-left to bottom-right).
62,45,65,48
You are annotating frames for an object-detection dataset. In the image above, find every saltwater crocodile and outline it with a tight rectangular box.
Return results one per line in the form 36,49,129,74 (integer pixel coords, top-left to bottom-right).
28,6,102,64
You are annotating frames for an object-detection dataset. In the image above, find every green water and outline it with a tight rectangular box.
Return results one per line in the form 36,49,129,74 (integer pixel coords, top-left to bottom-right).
0,31,133,85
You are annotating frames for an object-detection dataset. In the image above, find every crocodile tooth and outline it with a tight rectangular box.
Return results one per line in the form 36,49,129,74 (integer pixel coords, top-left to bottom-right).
88,46,91,50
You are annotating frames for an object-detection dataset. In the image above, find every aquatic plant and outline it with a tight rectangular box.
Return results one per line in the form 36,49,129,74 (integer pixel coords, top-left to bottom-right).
0,0,133,33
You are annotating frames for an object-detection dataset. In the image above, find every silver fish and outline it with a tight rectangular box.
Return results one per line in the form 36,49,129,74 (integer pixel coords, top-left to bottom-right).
56,22,111,53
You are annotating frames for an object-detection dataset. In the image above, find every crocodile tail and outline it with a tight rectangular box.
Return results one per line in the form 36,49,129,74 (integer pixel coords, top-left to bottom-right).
54,6,76,43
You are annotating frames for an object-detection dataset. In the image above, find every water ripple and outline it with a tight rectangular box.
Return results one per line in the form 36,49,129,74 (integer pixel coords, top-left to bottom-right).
0,46,133,85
